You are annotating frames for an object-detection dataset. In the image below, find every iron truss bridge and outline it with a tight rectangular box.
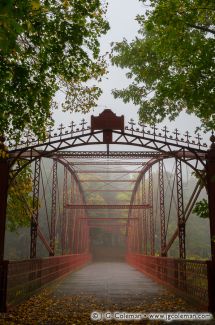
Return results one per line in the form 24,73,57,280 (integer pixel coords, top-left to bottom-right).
0,109,214,313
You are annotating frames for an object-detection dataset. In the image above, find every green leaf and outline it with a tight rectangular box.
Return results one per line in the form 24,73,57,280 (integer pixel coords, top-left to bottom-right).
0,0,109,140
111,0,215,131
193,199,209,219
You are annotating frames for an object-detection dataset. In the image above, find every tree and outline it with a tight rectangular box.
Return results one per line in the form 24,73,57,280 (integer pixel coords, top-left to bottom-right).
193,198,209,219
111,0,215,131
7,163,33,231
0,0,109,140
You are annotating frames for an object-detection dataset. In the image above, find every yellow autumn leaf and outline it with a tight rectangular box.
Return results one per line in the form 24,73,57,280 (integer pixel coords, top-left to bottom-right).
31,0,41,11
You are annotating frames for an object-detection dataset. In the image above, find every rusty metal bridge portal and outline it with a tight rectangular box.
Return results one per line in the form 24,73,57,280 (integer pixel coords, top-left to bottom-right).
0,109,215,312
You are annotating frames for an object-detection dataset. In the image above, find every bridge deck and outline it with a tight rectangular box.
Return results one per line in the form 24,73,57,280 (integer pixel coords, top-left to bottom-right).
53,262,170,308
2,262,211,324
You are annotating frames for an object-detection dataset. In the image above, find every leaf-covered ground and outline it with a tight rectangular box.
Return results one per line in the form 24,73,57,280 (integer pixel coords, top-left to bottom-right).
0,288,214,325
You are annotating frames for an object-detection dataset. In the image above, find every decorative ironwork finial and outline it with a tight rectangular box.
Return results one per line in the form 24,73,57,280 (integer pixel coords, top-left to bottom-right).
47,125,53,140
152,125,158,138
58,123,65,135
80,118,87,134
69,121,76,134
195,133,202,149
139,122,147,136
162,126,169,140
25,130,31,146
128,118,136,134
173,128,180,141
184,131,191,144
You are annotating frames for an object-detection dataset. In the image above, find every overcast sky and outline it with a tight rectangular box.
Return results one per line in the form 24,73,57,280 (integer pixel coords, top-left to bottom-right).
54,0,203,137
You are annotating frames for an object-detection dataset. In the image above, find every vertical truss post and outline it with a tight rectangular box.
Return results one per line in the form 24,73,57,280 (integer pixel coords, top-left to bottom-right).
68,213,73,254
140,181,144,254
64,215,68,254
127,209,132,253
75,185,79,254
50,159,57,256
0,142,9,261
149,167,155,255
81,205,85,253
76,190,82,254
131,205,134,251
82,208,87,253
137,189,142,253
78,192,82,253
142,177,147,255
73,179,78,254
81,221,84,253
131,221,135,252
159,160,167,257
86,223,89,253
129,222,132,252
77,221,80,254
82,223,86,253
83,224,86,253
131,217,134,252
127,224,131,253
84,224,87,253
139,186,143,254
206,135,215,312
131,220,135,253
70,176,76,254
78,201,82,254
135,194,138,252
30,158,41,258
86,227,89,253
75,188,80,254
134,196,138,252
0,138,9,312
61,167,68,255
175,159,186,259
86,224,90,253
134,204,138,252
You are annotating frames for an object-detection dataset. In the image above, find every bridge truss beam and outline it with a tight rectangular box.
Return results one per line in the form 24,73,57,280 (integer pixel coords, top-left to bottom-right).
56,151,161,159
50,160,57,256
61,167,68,255
142,176,147,255
2,109,214,312
149,167,155,256
175,159,186,259
66,204,151,209
159,160,166,256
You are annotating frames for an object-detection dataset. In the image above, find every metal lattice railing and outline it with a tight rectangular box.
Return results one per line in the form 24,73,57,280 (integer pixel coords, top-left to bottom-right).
6,253,91,308
126,253,209,309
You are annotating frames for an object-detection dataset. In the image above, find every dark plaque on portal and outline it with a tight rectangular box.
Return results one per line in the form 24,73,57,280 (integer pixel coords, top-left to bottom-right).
91,109,124,132
91,109,124,144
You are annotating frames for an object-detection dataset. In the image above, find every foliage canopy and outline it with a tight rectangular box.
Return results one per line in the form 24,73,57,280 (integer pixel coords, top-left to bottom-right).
0,0,109,139
7,163,33,231
111,0,215,130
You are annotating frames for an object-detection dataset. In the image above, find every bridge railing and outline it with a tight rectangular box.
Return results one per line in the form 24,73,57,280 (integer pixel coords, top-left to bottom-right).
126,253,209,309
3,253,91,310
